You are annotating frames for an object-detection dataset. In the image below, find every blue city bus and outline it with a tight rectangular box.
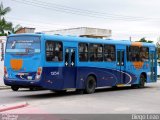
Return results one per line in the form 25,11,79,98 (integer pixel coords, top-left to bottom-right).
4,33,157,93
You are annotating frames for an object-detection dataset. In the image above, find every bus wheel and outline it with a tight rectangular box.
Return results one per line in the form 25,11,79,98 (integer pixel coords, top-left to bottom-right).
84,76,96,94
11,86,19,91
138,74,146,88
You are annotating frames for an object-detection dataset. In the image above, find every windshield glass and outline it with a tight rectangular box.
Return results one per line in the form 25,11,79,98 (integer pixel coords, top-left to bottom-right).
6,36,40,54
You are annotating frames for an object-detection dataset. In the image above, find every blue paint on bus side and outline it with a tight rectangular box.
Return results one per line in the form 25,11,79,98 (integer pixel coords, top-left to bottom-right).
37,67,137,90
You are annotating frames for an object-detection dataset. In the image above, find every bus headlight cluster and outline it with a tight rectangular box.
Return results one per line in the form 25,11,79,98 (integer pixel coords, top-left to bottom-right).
35,67,42,80
4,66,8,79
4,73,8,78
35,75,41,80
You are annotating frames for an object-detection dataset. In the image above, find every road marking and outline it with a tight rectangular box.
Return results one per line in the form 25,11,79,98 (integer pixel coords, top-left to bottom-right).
0,101,28,112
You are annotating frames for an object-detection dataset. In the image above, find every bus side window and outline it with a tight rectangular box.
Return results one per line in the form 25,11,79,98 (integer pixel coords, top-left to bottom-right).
89,44,103,62
104,45,115,62
127,46,140,62
55,42,63,61
140,47,149,62
71,49,75,66
79,43,88,62
65,49,69,66
46,41,63,62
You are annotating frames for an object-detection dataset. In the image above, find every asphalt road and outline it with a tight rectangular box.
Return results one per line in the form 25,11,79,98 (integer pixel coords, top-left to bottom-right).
1,81,160,114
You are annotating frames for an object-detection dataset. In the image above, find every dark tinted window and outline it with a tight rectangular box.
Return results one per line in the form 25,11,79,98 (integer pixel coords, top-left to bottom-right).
104,45,115,61
46,41,63,62
127,46,149,62
117,51,124,66
127,46,140,61
89,44,103,61
140,47,149,61
71,49,75,66
65,48,69,66
79,43,88,61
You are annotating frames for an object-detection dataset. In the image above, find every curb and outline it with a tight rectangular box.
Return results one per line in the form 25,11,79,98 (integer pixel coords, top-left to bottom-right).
0,102,28,112
0,86,11,90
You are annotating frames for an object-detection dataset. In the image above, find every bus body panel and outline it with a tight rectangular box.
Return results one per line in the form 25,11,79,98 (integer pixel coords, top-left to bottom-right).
76,67,138,89
4,35,43,87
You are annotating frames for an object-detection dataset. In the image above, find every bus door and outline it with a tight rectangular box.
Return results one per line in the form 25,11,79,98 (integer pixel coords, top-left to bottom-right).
150,52,156,81
116,50,125,84
64,48,77,88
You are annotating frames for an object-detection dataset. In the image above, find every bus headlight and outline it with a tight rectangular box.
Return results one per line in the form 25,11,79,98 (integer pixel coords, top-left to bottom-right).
35,67,42,80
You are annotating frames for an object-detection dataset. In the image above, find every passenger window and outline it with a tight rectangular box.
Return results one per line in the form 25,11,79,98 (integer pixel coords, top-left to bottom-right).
117,51,124,66
79,43,88,61
71,49,75,66
127,46,140,62
65,49,69,66
140,47,149,61
89,44,103,62
46,41,63,62
104,45,115,62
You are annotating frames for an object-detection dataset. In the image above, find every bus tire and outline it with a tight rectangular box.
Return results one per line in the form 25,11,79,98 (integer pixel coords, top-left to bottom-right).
138,74,146,88
84,76,96,94
131,74,146,88
11,86,19,91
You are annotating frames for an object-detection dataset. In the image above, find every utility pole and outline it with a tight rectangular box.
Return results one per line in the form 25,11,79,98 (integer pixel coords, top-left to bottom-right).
129,36,132,41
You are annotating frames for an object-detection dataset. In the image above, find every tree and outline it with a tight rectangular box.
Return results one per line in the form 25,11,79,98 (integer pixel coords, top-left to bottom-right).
0,2,11,20
0,2,12,35
138,37,153,43
139,37,147,42
11,24,22,33
0,17,12,35
147,40,153,43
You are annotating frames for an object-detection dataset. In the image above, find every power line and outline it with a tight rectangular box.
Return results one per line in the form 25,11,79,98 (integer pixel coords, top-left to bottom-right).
8,19,72,30
6,16,77,28
27,0,148,20
6,17,82,31
10,0,151,21
7,0,160,35
35,0,158,21
8,16,159,34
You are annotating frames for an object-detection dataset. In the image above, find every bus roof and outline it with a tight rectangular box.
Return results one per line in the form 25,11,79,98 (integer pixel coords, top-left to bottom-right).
8,33,155,47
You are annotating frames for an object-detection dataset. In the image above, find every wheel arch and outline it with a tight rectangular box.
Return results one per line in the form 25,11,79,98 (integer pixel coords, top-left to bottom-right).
86,74,97,87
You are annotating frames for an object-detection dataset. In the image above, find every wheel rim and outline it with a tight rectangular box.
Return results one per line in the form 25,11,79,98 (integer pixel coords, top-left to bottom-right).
88,79,95,89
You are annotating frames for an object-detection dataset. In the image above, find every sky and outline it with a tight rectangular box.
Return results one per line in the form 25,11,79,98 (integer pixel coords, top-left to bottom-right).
1,0,160,42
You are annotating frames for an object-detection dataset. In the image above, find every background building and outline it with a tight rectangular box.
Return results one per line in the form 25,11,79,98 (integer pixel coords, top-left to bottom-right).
15,27,35,34
43,27,112,39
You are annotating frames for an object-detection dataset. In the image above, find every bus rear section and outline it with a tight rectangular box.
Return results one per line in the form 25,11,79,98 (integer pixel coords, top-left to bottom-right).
4,35,43,91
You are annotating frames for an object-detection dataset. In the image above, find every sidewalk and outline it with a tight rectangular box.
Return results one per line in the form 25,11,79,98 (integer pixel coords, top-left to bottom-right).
0,86,10,90
0,61,4,87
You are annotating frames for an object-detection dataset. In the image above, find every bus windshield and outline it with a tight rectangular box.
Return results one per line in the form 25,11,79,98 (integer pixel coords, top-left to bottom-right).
6,36,40,54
